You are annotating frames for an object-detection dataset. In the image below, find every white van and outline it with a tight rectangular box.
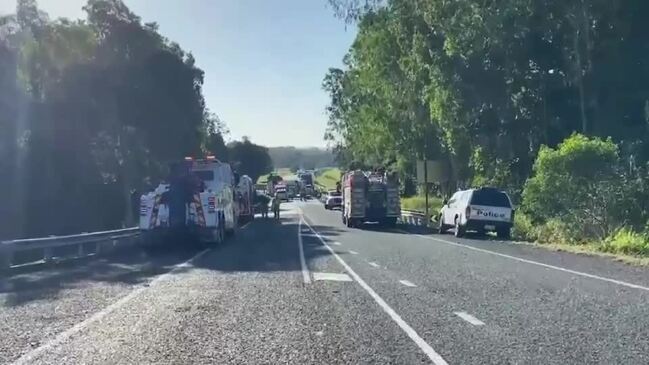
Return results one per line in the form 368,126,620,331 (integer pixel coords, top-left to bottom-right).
438,187,513,238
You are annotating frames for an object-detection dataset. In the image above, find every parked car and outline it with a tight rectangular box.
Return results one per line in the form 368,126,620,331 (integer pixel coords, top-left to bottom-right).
324,195,342,210
438,187,513,238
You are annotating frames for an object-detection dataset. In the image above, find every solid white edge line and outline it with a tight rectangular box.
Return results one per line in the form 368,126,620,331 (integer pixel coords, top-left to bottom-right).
12,248,212,365
297,216,312,284
410,232,649,293
454,312,485,326
399,280,417,287
301,218,448,365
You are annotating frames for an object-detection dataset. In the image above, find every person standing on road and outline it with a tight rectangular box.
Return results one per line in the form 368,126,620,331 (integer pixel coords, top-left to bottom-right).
272,194,281,220
258,194,270,218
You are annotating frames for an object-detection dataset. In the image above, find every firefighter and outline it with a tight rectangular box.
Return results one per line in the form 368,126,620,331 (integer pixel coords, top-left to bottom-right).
257,193,270,218
271,193,281,220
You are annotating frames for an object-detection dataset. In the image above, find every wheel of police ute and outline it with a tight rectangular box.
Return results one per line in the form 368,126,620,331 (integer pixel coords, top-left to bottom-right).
438,215,447,234
497,227,511,239
385,217,397,228
454,217,465,238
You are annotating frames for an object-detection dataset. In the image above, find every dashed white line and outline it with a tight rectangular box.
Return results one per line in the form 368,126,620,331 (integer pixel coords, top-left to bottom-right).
313,272,353,282
331,241,342,246
348,250,359,255
399,280,417,287
412,233,649,293
297,219,312,284
368,262,380,268
454,312,485,326
12,248,212,365
301,217,448,365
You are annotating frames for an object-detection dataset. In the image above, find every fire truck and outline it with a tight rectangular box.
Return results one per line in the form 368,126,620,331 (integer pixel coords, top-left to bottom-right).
341,170,400,228
139,156,236,246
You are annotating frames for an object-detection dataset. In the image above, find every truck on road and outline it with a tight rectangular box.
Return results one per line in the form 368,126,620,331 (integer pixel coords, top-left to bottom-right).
341,170,400,228
139,156,236,247
298,172,314,198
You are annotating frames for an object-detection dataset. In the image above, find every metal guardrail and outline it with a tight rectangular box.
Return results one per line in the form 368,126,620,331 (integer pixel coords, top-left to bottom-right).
400,209,434,227
0,227,140,272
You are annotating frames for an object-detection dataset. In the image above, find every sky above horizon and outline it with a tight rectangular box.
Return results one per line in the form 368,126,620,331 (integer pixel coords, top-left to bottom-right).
0,0,357,148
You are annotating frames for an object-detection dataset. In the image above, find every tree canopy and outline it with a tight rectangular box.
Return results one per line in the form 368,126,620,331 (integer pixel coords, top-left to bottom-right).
0,0,228,238
325,0,649,191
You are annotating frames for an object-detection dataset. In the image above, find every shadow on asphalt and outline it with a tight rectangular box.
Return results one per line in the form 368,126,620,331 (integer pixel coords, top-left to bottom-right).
0,244,203,307
190,215,332,274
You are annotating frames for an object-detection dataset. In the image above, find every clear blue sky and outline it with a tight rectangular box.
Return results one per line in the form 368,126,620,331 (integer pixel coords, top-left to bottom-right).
0,0,356,147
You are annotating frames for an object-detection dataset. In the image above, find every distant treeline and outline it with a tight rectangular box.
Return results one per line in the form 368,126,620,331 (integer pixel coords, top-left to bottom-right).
267,147,334,170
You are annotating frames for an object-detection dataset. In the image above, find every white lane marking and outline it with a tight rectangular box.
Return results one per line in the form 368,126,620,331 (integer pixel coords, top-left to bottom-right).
301,218,448,365
313,272,353,282
368,261,380,268
331,241,342,246
12,248,211,365
297,219,312,284
348,250,359,255
412,233,649,293
454,312,485,326
399,280,417,287
240,220,253,229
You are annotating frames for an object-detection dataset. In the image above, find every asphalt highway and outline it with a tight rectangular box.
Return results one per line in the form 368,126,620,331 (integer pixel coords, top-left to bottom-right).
1,201,648,364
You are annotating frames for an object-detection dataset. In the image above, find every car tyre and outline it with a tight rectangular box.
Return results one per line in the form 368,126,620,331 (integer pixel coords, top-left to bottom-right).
454,217,465,238
497,227,511,239
438,215,448,234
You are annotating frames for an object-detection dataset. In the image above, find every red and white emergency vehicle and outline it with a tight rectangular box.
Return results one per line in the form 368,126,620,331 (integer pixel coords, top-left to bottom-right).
139,156,236,246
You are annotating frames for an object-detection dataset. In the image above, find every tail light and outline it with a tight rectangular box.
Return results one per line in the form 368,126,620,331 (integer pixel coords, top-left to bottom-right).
465,206,471,218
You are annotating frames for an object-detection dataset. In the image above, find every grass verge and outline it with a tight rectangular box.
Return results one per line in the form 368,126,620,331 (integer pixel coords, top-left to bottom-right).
314,167,341,191
401,195,443,215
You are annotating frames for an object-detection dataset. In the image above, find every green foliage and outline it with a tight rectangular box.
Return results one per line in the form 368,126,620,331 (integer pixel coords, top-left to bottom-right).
315,168,342,191
512,212,538,242
0,0,227,238
227,138,273,183
534,219,578,245
326,0,649,200
521,134,624,239
601,228,649,256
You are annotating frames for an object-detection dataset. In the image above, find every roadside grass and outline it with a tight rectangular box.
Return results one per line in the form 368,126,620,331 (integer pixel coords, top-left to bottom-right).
510,240,649,266
314,167,341,191
512,213,649,266
401,195,443,217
